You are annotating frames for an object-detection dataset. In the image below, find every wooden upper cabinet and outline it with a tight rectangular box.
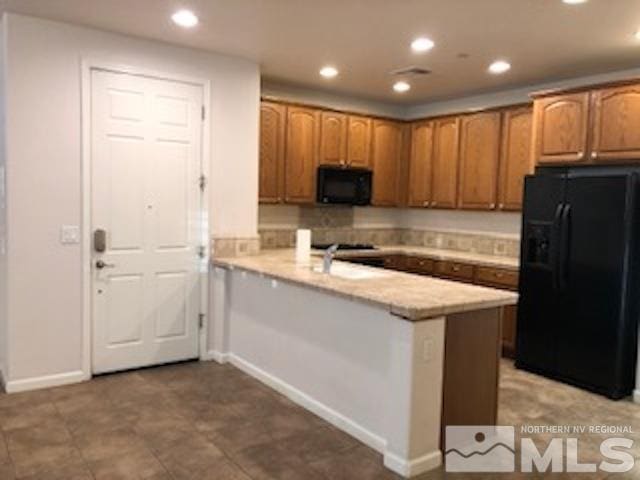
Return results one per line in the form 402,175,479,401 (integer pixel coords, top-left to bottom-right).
408,121,434,208
371,120,402,206
346,116,372,168
592,84,640,161
284,107,319,204
259,102,286,203
498,107,533,211
458,112,502,210
533,92,590,165
431,117,460,209
318,111,347,166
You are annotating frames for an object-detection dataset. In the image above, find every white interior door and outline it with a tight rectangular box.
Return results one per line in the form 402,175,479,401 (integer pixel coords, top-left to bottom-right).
91,69,204,374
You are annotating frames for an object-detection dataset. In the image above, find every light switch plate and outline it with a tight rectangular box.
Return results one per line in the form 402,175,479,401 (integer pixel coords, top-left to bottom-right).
60,225,80,245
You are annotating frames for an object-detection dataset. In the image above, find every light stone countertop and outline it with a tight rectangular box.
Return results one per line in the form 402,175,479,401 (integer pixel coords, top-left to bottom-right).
332,245,520,271
212,249,518,322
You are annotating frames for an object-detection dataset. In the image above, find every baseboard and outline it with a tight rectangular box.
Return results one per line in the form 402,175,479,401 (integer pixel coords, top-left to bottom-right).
4,370,88,393
634,389,640,404
0,367,5,393
384,449,442,477
229,353,387,453
200,350,229,364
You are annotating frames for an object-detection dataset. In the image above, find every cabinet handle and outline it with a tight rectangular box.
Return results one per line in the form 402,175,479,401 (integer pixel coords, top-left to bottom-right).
494,272,504,278
452,265,460,272
577,151,584,159
591,152,598,159
423,201,429,207
498,203,504,209
489,203,496,209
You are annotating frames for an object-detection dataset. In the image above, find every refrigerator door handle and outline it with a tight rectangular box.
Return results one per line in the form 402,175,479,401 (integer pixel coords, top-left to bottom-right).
557,204,572,291
552,203,565,291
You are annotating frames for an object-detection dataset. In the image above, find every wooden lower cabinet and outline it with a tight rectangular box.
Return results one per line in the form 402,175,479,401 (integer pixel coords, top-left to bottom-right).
434,260,475,282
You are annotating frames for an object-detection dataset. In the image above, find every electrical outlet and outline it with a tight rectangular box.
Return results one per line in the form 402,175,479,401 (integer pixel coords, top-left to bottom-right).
423,337,435,362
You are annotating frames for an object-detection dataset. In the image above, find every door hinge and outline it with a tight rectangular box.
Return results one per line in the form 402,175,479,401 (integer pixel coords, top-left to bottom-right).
201,105,206,121
198,313,205,329
198,245,206,259
199,174,207,191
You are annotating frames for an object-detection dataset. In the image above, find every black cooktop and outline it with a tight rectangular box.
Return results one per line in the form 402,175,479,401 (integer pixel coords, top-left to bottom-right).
311,243,377,251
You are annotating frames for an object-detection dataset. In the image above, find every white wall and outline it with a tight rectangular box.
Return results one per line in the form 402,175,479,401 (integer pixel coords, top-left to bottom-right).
258,204,521,237
2,13,260,385
406,67,640,120
0,17,7,383
262,80,406,118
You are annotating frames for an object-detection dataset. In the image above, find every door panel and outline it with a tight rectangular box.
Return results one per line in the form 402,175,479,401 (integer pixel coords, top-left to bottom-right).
259,102,286,203
319,111,347,166
91,70,202,374
408,121,434,207
458,112,501,210
285,107,318,203
516,174,566,376
556,175,633,395
431,117,460,209
592,85,640,161
371,120,402,206
533,93,590,165
498,107,533,211
347,116,372,168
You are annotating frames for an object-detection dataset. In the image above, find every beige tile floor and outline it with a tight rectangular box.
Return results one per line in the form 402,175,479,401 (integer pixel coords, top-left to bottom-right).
0,359,638,479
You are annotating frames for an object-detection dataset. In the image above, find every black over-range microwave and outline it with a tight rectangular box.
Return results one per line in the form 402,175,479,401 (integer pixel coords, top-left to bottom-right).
316,166,372,206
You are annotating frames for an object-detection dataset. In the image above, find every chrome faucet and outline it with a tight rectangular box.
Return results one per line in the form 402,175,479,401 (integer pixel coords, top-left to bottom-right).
322,244,339,274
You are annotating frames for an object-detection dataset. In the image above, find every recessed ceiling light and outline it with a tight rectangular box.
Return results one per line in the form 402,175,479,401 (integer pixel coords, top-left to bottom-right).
319,66,339,78
411,37,435,53
488,60,511,75
172,9,199,28
562,0,587,4
393,81,411,93
635,30,640,41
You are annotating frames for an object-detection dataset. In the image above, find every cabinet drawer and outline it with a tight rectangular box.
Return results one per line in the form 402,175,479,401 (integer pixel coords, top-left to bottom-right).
475,267,519,291
434,260,474,281
383,255,408,271
405,256,435,275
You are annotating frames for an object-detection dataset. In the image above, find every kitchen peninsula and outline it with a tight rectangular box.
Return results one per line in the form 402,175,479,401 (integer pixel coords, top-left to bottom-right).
210,250,517,477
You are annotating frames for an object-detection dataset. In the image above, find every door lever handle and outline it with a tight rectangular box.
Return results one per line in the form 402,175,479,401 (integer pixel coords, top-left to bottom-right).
95,260,115,270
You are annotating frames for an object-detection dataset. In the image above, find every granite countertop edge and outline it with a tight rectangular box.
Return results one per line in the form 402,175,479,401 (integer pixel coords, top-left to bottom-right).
212,250,518,322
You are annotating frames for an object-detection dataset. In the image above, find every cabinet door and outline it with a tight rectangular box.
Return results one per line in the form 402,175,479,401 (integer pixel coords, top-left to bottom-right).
458,112,501,210
259,102,286,203
592,84,640,161
318,111,347,166
408,121,434,208
498,107,533,211
431,117,460,209
533,92,590,165
501,305,517,359
285,107,319,204
371,120,402,206
347,116,372,168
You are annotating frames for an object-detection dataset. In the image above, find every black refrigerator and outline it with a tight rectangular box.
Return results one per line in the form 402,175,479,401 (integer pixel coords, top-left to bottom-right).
516,166,640,399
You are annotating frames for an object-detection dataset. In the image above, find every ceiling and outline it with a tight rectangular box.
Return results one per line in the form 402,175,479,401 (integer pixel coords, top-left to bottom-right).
2,0,640,104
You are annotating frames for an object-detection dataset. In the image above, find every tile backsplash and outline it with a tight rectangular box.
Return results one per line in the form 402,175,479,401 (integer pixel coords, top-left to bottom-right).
258,227,520,258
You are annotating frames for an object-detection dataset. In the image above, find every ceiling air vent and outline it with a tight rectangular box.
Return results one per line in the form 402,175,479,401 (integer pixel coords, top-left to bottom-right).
389,66,432,77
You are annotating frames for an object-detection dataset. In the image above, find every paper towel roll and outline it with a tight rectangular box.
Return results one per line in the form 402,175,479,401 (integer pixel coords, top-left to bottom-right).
295,229,311,265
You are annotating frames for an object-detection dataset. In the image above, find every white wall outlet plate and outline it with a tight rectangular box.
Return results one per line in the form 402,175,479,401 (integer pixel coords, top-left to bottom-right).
60,225,80,245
